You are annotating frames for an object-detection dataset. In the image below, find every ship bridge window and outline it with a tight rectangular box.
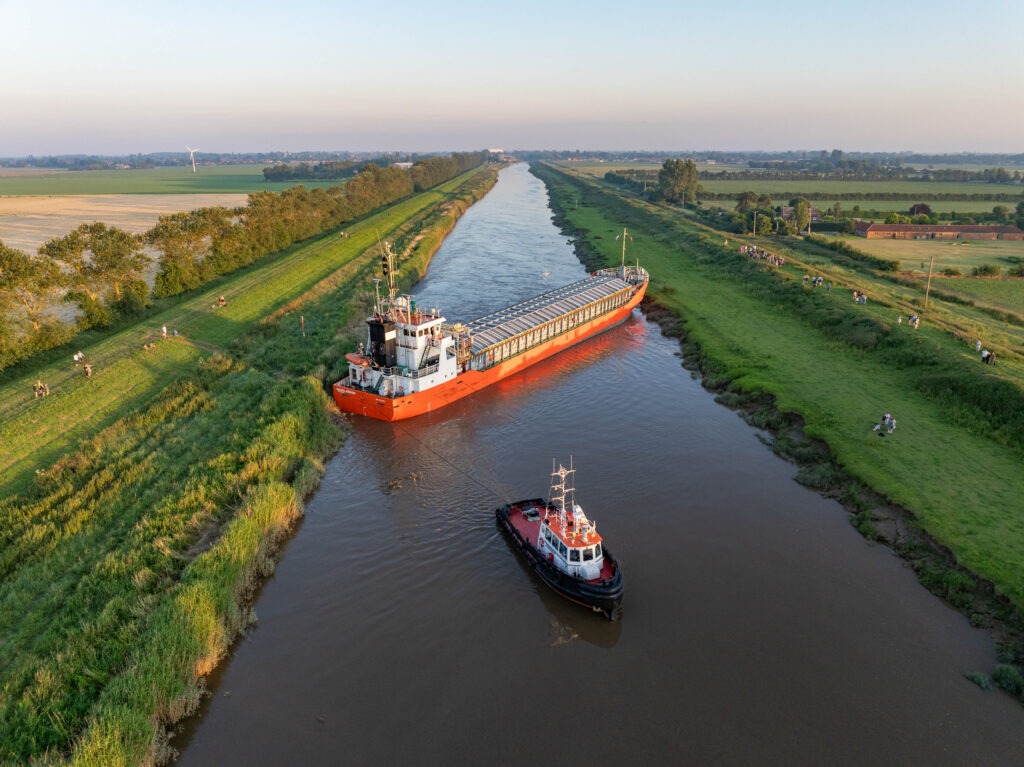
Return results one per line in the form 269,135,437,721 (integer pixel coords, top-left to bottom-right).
583,547,594,562
558,541,567,557
569,549,580,562
594,544,602,558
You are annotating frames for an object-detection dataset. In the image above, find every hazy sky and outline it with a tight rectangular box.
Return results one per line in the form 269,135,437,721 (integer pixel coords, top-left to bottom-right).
2,0,1022,155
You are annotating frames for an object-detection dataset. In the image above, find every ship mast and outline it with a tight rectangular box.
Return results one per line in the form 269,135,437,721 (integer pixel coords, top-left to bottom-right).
616,227,632,280
548,458,575,530
377,239,397,313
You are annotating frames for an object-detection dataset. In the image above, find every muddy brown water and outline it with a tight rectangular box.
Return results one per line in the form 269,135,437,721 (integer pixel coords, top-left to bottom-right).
176,164,1024,765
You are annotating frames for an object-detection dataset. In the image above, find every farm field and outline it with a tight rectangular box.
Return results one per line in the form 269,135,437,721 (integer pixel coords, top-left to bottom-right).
821,235,1024,274
560,162,1024,215
698,178,1024,198
0,193,248,254
0,164,341,195
701,197,1009,215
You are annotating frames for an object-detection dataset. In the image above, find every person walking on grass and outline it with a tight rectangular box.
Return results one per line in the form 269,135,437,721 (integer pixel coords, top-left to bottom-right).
162,324,167,338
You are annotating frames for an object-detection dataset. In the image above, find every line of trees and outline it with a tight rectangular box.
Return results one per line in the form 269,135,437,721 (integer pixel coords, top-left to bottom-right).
0,154,487,371
262,160,360,182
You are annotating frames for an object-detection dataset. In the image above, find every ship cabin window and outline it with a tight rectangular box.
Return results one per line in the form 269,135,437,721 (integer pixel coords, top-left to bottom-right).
569,549,580,562
594,544,602,558
558,542,567,557
583,547,594,562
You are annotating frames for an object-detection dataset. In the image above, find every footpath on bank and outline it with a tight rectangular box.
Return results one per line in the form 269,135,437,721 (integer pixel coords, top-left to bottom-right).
0,166,498,767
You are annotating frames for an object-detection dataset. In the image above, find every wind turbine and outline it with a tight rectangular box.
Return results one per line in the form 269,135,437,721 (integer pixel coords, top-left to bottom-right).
185,145,199,173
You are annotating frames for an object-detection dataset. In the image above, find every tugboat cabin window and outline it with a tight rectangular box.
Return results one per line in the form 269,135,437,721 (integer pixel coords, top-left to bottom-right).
558,542,567,557
569,549,580,562
594,544,602,558
583,547,594,562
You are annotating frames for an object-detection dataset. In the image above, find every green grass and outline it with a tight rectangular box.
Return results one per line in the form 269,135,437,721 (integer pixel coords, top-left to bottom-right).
0,166,500,765
0,165,342,195
932,276,1024,313
534,163,1024,614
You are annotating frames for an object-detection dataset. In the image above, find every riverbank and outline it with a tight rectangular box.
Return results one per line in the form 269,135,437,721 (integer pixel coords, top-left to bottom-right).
0,166,499,766
531,162,1024,696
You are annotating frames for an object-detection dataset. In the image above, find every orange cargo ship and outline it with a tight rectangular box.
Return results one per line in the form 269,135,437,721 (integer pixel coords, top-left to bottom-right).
333,238,649,421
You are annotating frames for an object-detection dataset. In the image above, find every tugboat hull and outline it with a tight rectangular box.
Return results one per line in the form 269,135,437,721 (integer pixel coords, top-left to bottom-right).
496,500,623,621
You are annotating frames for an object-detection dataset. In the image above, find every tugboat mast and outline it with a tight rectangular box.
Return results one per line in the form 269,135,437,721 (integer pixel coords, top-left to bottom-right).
547,458,576,532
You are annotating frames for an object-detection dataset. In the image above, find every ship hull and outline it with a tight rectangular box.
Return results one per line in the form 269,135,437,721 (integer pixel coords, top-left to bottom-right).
333,281,646,421
495,500,623,621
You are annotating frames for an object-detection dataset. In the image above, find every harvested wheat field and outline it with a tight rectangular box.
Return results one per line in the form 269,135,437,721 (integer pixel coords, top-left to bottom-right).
0,194,248,253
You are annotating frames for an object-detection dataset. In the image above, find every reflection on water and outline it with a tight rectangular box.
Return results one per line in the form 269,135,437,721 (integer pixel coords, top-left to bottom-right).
177,164,1024,766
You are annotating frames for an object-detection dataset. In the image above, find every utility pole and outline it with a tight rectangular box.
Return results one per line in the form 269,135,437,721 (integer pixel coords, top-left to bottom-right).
924,253,936,308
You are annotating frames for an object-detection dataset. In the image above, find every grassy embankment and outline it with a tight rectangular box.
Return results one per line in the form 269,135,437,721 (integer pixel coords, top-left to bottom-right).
0,166,498,766
0,164,338,195
531,163,1024,642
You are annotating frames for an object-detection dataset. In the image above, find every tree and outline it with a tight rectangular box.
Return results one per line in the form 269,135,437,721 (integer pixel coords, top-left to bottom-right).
0,241,63,334
993,205,1011,224
40,223,149,310
909,203,932,216
735,191,758,214
790,197,811,233
658,159,699,205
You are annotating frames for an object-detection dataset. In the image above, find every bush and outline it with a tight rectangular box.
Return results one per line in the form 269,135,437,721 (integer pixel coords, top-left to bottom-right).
972,263,1001,277
965,672,992,690
992,664,1024,696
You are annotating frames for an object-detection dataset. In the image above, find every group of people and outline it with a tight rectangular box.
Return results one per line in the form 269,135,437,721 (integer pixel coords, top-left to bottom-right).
873,412,897,435
73,350,93,378
742,245,786,267
804,274,830,290
212,295,227,309
852,290,868,305
32,380,50,398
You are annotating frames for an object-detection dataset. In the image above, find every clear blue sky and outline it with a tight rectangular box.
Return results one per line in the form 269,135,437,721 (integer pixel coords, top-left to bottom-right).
2,0,1022,155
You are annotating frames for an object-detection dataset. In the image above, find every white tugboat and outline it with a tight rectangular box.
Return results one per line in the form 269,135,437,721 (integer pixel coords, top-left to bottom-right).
495,459,623,620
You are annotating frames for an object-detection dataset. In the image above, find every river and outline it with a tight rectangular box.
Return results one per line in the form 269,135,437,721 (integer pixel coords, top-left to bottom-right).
176,163,1024,765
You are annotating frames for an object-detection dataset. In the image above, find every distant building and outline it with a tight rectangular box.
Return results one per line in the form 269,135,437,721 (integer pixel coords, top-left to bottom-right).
853,222,1024,240
392,162,414,170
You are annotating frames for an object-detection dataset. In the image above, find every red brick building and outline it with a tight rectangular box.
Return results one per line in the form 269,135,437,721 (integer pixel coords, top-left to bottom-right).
853,222,1024,240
